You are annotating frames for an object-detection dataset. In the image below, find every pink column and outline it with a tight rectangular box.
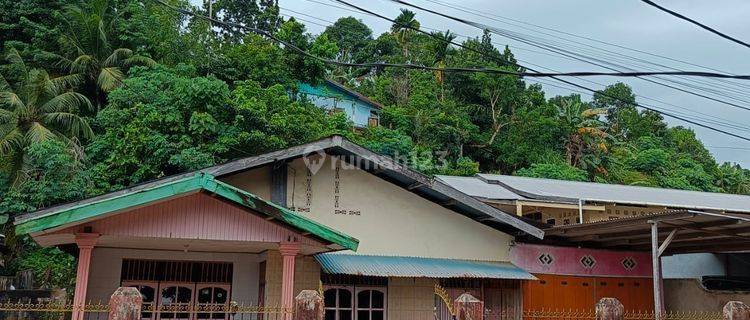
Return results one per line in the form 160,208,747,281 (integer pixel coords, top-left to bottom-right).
279,242,300,320
72,233,99,320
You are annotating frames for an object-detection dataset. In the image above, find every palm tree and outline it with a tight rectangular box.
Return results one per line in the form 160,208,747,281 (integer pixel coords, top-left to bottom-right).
391,9,420,57
0,49,93,183
58,0,155,108
431,30,456,100
556,99,609,169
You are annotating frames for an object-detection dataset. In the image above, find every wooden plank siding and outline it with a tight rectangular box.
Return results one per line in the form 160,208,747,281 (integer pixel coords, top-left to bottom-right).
53,192,321,246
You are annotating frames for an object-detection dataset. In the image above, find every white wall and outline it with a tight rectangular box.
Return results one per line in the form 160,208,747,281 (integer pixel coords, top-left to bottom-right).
87,248,261,303
662,253,726,279
283,156,514,261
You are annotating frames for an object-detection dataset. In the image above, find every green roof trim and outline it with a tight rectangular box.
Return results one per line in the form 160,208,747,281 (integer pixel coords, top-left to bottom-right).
15,173,359,251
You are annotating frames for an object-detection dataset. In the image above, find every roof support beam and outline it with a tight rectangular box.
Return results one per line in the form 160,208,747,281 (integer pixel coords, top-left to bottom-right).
658,229,678,257
650,221,664,320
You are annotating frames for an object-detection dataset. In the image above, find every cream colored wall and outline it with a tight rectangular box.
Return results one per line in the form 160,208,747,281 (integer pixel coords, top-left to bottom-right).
387,278,437,320
283,156,514,261
220,167,272,200
87,248,260,303
263,250,321,306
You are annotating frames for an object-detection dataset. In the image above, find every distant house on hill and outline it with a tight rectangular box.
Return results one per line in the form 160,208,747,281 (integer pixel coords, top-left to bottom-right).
297,79,382,128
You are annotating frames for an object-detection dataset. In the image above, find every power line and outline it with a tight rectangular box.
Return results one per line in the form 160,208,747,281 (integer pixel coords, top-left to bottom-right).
398,0,750,112
422,0,750,93
296,0,750,132
282,3,750,134
305,0,750,102
640,0,750,50
150,1,750,79
149,0,750,142
333,0,750,142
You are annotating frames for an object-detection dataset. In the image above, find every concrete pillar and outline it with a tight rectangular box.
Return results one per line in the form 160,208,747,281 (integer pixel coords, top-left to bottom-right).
72,233,99,320
279,242,300,320
595,298,624,320
293,290,323,320
454,293,483,320
108,287,143,320
724,301,750,320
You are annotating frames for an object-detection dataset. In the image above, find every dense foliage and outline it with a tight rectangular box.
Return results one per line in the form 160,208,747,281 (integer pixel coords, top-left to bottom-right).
1,0,749,284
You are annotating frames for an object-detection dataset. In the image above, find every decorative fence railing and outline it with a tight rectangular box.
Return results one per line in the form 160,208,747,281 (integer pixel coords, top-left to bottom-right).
480,309,724,320
0,301,292,320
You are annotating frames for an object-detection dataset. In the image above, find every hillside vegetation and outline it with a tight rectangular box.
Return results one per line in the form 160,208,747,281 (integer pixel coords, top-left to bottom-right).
1,0,748,287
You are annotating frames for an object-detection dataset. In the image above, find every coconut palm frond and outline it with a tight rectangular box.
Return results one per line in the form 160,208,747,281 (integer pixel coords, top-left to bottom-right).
97,67,124,92
41,91,92,113
103,48,132,67
70,54,95,74
0,127,23,156
5,49,27,75
123,54,157,68
42,112,94,139
51,73,85,92
0,73,11,92
0,91,25,110
25,122,55,144
0,109,16,123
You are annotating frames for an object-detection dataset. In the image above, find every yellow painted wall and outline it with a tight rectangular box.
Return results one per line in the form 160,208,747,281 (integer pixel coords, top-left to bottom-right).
387,278,437,320
284,156,514,261
220,166,272,200
262,250,321,307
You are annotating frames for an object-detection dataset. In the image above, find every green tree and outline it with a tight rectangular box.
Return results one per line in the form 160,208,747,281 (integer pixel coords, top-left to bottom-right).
323,17,373,62
0,50,93,182
86,65,234,187
58,0,156,108
554,96,610,172
391,9,420,57
516,163,588,181
0,0,67,67
213,0,280,41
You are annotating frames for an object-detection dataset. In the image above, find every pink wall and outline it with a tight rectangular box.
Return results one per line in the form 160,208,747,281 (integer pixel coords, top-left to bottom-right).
55,193,320,246
510,243,652,277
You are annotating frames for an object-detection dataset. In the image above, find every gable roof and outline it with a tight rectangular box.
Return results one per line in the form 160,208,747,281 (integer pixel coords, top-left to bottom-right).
438,173,750,213
298,80,384,109
16,136,544,239
15,172,359,251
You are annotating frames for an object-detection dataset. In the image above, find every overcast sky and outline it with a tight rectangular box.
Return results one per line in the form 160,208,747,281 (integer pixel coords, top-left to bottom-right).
273,1,750,166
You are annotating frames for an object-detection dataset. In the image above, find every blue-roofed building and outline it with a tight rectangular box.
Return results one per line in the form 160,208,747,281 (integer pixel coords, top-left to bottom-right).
297,80,382,127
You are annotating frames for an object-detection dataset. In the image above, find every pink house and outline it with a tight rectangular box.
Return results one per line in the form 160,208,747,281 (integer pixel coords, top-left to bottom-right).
16,136,542,320
15,173,358,320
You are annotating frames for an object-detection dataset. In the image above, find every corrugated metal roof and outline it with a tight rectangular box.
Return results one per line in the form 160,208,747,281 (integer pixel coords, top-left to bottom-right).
479,174,750,213
435,175,524,200
315,254,536,280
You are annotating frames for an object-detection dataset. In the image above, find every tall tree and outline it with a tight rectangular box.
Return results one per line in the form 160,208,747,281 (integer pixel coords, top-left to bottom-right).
391,9,420,57
58,0,156,108
0,49,93,183
213,0,281,41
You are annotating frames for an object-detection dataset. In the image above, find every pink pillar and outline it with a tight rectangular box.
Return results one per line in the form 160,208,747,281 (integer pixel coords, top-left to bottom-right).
279,242,300,320
72,233,99,320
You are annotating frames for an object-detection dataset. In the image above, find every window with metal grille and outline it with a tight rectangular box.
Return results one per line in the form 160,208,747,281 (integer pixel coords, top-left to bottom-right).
121,259,233,284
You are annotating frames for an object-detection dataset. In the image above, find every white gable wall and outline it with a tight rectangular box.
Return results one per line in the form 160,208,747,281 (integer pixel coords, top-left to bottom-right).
281,156,514,261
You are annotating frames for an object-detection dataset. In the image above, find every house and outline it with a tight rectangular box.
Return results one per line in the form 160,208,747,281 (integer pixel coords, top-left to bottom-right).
437,174,750,311
297,80,382,127
15,136,542,320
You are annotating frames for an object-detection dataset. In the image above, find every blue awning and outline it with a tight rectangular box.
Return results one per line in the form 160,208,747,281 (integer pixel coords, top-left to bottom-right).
315,254,536,280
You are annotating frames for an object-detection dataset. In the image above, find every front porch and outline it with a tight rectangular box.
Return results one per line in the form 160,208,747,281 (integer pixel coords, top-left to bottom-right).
14,173,359,320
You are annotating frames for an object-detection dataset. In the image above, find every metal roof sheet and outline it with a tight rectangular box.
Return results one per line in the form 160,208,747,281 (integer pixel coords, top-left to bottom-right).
315,254,536,279
15,173,359,251
478,174,750,213
435,175,525,200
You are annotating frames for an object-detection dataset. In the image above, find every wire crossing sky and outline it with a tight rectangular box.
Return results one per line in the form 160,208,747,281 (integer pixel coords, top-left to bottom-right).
188,0,750,166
